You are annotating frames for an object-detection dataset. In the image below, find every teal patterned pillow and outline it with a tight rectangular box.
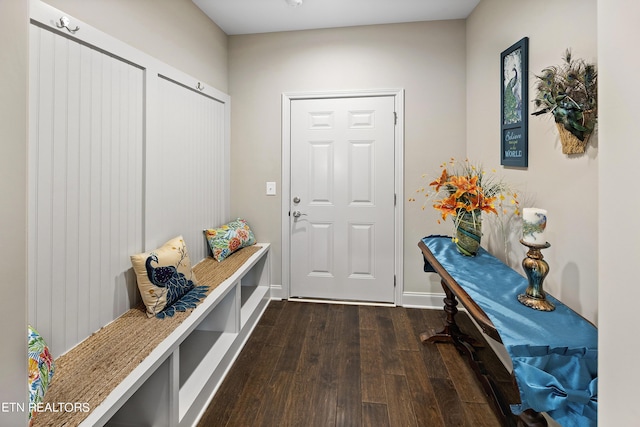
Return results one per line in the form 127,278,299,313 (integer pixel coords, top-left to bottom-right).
204,218,256,262
28,325,55,424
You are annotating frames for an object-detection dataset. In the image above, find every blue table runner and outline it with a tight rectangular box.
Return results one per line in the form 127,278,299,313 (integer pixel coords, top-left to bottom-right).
422,236,597,427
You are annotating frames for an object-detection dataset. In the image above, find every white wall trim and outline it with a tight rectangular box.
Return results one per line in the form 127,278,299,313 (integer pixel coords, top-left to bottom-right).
281,89,405,304
270,284,285,300
401,292,446,309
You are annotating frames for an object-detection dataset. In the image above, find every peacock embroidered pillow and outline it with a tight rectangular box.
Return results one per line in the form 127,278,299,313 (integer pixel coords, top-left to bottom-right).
204,218,256,262
28,325,54,425
130,236,208,319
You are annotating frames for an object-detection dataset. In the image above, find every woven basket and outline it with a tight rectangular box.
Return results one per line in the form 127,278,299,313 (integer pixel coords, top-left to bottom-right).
555,110,595,154
556,123,589,154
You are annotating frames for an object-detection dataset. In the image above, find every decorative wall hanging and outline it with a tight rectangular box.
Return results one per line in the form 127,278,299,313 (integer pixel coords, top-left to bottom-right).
501,37,529,167
532,49,598,154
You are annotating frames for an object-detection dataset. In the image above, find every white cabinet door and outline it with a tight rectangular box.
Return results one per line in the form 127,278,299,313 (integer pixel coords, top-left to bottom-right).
289,96,396,303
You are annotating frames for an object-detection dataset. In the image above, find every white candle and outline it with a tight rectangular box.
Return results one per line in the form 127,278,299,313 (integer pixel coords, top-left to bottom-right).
522,208,547,245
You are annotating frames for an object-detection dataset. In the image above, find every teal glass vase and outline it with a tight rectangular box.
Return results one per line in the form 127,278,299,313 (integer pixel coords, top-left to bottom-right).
455,211,482,256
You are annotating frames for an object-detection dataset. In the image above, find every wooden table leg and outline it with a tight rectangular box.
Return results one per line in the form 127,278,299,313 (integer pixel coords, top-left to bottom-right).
419,280,549,427
419,280,482,347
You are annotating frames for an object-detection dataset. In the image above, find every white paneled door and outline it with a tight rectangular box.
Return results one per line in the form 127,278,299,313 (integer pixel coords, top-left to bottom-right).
289,96,396,303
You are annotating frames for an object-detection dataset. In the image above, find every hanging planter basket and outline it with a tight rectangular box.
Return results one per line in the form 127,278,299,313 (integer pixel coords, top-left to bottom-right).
555,109,596,154
556,123,588,154
532,49,597,156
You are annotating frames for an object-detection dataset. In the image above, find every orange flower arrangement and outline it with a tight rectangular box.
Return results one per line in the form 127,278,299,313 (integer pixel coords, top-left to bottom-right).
410,159,519,236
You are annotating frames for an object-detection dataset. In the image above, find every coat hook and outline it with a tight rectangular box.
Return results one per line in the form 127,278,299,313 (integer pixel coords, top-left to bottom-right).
56,16,80,34
196,82,205,91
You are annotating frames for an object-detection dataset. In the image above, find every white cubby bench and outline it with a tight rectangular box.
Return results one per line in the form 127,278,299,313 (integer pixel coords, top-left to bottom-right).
33,244,271,427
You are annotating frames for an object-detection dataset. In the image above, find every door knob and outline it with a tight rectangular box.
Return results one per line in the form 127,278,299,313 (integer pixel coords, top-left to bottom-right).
292,210,307,218
293,196,301,204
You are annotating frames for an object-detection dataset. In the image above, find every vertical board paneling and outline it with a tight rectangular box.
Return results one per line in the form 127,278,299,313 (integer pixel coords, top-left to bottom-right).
29,24,144,356
76,43,92,340
88,48,103,334
99,52,112,329
29,9,229,358
151,76,228,264
50,32,69,355
65,37,81,347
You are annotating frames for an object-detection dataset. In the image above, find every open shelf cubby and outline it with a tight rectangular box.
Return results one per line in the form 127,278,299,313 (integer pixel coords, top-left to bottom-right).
179,285,239,419
105,356,175,427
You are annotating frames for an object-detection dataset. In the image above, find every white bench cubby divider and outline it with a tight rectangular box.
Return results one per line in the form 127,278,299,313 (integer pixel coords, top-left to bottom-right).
102,243,271,427
240,249,271,328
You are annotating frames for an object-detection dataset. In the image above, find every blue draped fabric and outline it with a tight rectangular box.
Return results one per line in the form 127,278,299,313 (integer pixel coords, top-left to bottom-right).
421,236,597,427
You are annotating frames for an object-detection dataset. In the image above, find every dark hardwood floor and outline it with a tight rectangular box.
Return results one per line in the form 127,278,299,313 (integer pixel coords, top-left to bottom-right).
197,300,517,427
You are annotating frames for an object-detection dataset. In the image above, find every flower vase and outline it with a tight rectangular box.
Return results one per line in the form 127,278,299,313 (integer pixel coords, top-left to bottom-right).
455,211,482,256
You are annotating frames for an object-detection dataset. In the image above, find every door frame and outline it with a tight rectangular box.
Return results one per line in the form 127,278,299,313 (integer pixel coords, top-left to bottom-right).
280,89,405,305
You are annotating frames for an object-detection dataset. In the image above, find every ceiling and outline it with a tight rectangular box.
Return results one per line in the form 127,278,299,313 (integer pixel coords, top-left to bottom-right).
192,0,481,36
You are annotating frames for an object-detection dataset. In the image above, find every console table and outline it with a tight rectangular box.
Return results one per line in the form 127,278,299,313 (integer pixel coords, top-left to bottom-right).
419,236,597,427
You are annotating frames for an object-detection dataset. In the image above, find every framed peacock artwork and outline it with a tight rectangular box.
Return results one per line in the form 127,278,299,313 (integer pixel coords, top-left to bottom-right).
500,36,529,167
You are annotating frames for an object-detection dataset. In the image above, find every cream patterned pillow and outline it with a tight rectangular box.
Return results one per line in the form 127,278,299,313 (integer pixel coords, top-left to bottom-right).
131,236,207,318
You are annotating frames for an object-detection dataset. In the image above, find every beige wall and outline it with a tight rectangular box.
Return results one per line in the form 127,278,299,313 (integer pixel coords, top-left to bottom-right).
598,0,640,424
44,0,229,91
466,0,598,323
0,2,28,425
228,21,468,294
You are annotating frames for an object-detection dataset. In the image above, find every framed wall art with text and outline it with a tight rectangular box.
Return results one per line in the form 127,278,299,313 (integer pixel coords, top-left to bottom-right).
500,37,529,167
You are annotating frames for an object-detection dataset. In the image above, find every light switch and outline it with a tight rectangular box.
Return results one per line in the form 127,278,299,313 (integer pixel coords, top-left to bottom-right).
266,181,276,196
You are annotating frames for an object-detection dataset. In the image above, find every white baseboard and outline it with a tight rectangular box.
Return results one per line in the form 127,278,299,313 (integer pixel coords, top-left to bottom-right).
400,291,445,309
271,288,447,309
270,283,284,300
